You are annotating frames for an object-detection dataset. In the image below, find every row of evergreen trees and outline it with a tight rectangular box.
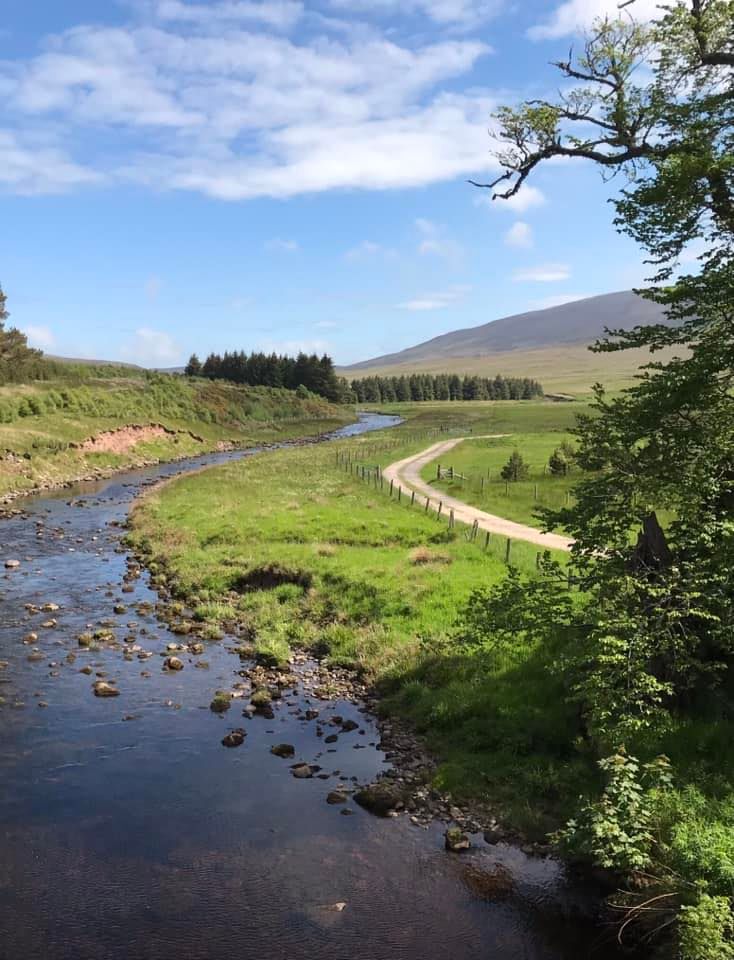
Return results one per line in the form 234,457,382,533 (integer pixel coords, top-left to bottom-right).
350,373,543,403
185,351,348,403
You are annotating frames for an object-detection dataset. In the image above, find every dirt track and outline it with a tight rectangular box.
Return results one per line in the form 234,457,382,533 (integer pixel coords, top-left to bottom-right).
382,437,574,552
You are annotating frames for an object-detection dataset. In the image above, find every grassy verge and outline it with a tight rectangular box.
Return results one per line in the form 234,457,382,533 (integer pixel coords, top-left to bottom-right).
0,373,351,499
422,433,579,528
129,401,591,837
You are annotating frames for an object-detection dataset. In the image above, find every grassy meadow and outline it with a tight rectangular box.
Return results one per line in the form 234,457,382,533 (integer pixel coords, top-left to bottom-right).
0,373,350,499
423,433,578,529
130,400,593,835
338,343,681,395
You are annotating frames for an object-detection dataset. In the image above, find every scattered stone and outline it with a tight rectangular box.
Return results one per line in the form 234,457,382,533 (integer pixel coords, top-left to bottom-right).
164,656,184,671
354,782,405,818
341,719,359,733
444,827,471,852
222,729,246,748
325,733,339,744
326,791,348,805
250,688,272,708
291,763,315,779
93,681,120,698
80,666,93,675
4,559,20,569
461,864,514,900
270,743,295,759
210,691,231,713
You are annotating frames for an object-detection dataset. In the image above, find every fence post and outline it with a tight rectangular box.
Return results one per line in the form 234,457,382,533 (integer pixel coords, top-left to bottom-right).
437,501,443,520
534,483,538,501
380,475,384,490
436,463,441,480
398,486,402,503
411,490,415,507
505,538,512,564
536,552,541,569
484,530,490,550
449,509,454,529
390,479,394,496
481,477,485,494
425,497,430,513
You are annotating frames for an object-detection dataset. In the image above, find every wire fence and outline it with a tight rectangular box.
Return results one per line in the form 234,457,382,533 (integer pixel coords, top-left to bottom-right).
333,449,566,574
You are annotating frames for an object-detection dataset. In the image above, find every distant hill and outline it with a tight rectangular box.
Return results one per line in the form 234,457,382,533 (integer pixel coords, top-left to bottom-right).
344,291,672,372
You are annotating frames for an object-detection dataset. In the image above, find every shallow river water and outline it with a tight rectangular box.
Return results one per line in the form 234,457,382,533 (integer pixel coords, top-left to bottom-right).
0,414,622,960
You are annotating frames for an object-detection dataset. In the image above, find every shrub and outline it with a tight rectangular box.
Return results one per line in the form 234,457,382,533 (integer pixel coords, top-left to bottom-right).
500,450,529,482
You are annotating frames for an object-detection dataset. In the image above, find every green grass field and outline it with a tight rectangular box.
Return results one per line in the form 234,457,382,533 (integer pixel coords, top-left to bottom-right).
338,343,682,395
0,374,350,499
129,401,589,835
422,434,578,529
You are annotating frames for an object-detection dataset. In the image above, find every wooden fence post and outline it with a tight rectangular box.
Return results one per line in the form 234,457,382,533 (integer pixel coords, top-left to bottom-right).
437,501,443,520
398,486,402,503
389,479,394,496
534,484,538,500
484,530,490,550
449,509,454,529
425,497,430,513
505,538,512,564
436,463,441,480
411,490,415,507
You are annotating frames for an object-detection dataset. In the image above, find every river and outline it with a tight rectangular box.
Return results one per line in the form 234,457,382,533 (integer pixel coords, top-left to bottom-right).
0,413,621,960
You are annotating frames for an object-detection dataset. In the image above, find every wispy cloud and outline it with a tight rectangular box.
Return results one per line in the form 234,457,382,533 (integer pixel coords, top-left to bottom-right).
265,238,300,252
120,327,182,366
528,0,660,40
504,220,533,249
513,263,570,283
22,324,56,350
397,285,470,311
155,0,304,29
475,184,546,214
415,217,463,263
326,0,502,28
0,14,497,199
344,240,397,261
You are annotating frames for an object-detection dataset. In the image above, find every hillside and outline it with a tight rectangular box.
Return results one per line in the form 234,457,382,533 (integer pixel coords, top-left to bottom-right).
0,374,350,501
341,291,678,393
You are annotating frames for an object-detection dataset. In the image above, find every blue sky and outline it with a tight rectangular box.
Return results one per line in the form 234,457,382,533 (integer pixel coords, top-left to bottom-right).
0,0,659,366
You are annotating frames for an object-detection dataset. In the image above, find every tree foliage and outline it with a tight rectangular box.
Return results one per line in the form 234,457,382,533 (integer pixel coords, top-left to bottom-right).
470,2,734,954
351,373,543,403
188,350,350,403
500,450,529,482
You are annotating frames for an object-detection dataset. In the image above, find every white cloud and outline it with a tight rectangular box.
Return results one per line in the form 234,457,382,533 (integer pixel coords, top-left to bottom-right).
265,238,299,252
145,275,162,301
397,285,470,310
529,0,660,40
155,0,304,29
0,129,102,195
22,325,56,350
327,0,501,27
0,16,498,198
344,240,397,261
120,327,182,366
504,220,533,248
528,292,591,310
475,184,546,213
416,217,463,262
513,263,570,283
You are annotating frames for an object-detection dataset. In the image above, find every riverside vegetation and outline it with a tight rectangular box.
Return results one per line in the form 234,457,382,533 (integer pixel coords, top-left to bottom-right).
134,1,734,956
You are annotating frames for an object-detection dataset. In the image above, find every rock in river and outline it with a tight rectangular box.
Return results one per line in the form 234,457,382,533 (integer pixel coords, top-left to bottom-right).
353,782,405,817
270,743,295,759
93,681,120,698
326,791,348,805
164,656,184,671
222,729,246,748
445,827,471,852
291,763,315,779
